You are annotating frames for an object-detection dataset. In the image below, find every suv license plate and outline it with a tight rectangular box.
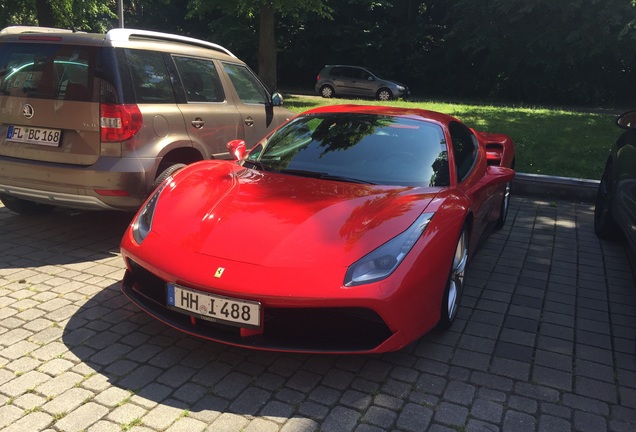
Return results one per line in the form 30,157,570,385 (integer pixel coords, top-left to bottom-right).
7,125,62,147
167,283,261,328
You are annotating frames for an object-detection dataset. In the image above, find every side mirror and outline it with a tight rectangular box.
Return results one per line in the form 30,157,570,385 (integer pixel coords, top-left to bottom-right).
616,110,636,130
271,92,283,106
226,139,246,161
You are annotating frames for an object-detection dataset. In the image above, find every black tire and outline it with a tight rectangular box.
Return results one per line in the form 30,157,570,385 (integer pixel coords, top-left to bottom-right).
0,194,55,216
152,163,186,191
594,159,617,239
494,180,511,230
320,85,335,98
437,225,469,330
376,88,393,101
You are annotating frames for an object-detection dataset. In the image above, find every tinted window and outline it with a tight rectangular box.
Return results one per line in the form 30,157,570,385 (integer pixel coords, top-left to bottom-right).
352,68,371,80
0,42,96,101
449,121,477,181
249,113,449,187
174,56,224,103
124,49,174,103
222,63,267,104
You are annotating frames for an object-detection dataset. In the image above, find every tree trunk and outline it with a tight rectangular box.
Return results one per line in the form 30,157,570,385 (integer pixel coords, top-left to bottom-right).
258,2,277,91
35,0,56,28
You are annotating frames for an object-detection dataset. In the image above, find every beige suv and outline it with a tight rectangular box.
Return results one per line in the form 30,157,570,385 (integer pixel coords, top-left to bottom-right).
0,26,294,214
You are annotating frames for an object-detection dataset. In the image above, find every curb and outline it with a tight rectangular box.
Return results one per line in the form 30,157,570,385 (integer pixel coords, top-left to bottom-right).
512,172,599,203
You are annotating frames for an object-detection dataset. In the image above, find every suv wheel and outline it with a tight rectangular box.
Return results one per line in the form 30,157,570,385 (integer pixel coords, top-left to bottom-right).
0,194,55,216
320,85,335,98
377,88,393,101
152,163,187,190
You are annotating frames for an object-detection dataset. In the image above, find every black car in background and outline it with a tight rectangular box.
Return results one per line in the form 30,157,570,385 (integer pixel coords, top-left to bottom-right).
594,110,636,254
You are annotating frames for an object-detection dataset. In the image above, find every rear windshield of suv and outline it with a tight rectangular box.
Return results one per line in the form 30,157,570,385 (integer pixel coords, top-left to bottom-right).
0,42,97,102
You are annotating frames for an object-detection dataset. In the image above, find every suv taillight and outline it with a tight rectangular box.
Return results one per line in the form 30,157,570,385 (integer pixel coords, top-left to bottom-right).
100,103,143,142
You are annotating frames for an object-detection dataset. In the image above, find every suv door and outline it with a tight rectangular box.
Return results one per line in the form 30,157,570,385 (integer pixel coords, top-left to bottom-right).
173,55,243,159
221,62,291,146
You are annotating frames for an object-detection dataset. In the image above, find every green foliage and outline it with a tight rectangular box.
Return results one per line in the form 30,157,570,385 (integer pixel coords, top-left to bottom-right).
2,0,635,110
443,0,636,105
281,95,619,179
0,0,115,31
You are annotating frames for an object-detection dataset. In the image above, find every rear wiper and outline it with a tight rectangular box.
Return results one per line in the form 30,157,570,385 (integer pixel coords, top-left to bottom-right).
280,169,376,184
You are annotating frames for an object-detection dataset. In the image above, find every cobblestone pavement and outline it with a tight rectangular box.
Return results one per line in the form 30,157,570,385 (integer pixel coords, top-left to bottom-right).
0,196,635,432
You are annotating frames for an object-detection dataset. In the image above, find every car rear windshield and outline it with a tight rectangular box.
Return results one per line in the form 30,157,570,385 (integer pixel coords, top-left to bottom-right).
249,113,450,187
0,42,98,102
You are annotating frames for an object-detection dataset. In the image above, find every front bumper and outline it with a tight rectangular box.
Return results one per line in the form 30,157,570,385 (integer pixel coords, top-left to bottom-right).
121,260,398,353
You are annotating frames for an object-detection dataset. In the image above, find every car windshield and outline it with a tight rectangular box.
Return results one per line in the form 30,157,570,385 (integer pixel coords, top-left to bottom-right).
247,113,450,187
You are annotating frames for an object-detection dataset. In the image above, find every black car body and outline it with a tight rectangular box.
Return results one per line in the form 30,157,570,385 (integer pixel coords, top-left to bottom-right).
594,110,636,254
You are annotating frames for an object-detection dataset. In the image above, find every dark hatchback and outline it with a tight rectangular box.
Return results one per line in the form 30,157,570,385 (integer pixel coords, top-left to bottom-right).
594,110,636,254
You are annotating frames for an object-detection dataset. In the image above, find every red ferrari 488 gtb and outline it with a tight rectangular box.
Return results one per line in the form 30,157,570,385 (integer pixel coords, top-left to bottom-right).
120,105,515,354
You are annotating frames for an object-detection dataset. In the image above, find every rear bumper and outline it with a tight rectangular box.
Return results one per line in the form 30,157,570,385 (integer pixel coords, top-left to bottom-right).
0,155,157,211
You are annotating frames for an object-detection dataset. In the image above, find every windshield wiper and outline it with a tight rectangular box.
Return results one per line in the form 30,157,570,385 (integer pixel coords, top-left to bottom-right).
319,173,376,184
242,160,271,171
280,169,376,184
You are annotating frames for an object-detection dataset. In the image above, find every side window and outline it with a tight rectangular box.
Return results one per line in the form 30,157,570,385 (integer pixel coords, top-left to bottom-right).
173,56,224,103
449,121,477,182
222,63,268,104
341,67,355,78
124,49,174,103
353,68,370,80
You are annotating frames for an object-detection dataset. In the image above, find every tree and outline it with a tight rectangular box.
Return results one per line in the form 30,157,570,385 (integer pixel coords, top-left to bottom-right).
442,0,636,105
1,0,116,32
188,0,331,91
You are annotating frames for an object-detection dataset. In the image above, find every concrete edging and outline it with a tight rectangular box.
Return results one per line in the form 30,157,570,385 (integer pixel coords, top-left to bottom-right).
512,172,599,203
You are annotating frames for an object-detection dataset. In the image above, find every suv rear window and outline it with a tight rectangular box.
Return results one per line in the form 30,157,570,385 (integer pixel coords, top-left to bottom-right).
0,42,97,102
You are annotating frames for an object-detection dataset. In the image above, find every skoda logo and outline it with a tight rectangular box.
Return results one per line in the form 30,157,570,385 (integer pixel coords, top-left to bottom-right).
22,104,34,119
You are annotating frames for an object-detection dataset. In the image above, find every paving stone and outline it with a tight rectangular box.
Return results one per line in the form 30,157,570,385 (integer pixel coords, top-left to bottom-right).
141,400,187,430
466,419,501,432
321,406,360,432
54,402,109,432
471,398,504,423
396,403,433,432
503,410,536,432
0,198,635,432
442,380,475,405
574,410,608,432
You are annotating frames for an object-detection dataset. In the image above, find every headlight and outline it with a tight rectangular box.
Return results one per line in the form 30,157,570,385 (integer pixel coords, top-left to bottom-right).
396,85,405,91
344,212,434,286
132,181,169,244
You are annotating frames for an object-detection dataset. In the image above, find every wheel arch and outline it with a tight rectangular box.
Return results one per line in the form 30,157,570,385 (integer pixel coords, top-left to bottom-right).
155,147,204,177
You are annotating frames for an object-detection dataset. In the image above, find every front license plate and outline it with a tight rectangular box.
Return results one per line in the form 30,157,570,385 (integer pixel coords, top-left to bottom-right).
6,125,62,147
166,283,261,328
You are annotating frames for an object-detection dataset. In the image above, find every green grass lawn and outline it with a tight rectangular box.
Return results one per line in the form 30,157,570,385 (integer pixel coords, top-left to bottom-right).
281,94,622,180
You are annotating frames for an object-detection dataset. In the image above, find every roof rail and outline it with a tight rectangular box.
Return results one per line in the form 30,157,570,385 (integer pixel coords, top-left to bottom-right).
0,26,78,35
106,28,236,58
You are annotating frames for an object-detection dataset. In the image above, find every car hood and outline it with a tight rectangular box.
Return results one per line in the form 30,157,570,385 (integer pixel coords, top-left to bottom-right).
382,79,407,89
150,161,438,268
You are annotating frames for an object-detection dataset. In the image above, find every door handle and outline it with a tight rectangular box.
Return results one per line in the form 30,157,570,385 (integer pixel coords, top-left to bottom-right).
191,118,204,129
244,117,254,127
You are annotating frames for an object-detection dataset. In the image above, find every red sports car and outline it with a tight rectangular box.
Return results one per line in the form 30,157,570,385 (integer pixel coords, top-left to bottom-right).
120,105,515,354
